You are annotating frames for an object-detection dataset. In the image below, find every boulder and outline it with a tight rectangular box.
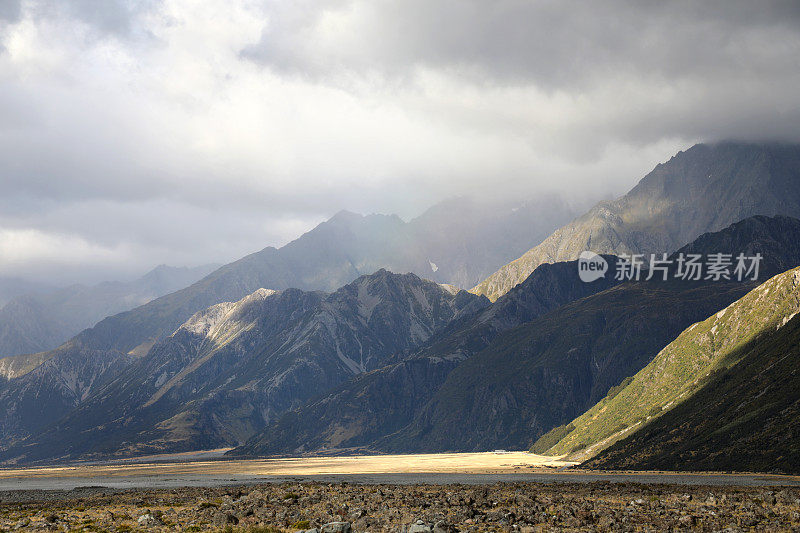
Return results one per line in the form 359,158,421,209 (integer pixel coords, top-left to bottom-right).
321,522,352,533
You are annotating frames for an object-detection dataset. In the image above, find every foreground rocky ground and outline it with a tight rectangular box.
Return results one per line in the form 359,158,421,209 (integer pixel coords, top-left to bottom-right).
0,481,799,532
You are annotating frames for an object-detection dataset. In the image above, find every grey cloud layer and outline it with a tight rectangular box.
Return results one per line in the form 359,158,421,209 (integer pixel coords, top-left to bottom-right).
0,0,799,284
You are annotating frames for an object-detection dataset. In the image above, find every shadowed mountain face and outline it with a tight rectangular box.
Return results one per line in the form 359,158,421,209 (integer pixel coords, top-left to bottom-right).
584,273,800,475
0,271,488,463
543,265,800,464
472,142,800,301
370,282,754,453
0,264,218,361
232,256,624,456
236,215,800,456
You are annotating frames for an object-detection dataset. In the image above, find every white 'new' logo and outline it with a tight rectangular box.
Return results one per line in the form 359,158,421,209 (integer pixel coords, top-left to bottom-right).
578,251,608,282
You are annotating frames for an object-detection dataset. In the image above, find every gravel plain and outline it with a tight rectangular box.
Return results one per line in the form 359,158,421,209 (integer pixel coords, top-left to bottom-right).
1,480,800,532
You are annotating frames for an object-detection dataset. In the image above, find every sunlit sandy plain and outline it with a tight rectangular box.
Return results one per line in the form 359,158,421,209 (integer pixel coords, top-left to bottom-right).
0,451,573,481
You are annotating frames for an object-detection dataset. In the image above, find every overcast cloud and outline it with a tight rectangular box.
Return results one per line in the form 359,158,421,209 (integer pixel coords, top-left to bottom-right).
1,0,799,284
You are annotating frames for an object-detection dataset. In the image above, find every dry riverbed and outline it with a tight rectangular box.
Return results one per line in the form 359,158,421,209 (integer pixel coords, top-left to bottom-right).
1,480,800,532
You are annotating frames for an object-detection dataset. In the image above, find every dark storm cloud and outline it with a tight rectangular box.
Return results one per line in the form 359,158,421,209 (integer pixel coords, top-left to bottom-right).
239,0,800,151
0,0,21,22
243,0,800,87
35,0,155,38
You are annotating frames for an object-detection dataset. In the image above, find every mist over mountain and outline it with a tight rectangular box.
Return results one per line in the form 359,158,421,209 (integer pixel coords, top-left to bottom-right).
0,195,571,374
0,278,55,308
473,142,800,301
0,264,218,360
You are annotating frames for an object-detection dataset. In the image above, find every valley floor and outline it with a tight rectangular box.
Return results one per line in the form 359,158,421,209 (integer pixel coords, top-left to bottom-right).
1,479,800,531
0,452,576,491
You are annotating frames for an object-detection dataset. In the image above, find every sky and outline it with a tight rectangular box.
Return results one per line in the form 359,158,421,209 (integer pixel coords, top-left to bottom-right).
1,0,799,285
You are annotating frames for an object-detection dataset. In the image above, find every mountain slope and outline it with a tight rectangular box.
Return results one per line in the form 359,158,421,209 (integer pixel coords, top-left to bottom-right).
233,257,623,455
2,271,487,463
237,215,800,456
0,340,132,449
377,281,752,453
545,266,800,464
472,142,800,301
585,292,800,474
0,264,218,360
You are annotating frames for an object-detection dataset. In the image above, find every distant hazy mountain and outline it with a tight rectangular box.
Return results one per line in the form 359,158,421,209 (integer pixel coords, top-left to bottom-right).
402,195,578,288
1,271,487,462
581,267,800,474
0,196,571,382
238,215,800,456
0,264,219,360
472,142,800,301
0,278,53,308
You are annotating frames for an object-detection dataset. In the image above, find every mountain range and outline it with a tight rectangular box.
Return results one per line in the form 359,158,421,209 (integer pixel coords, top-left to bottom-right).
9,196,573,367
233,256,624,456
0,271,488,462
0,195,572,449
3,141,800,471
472,142,800,301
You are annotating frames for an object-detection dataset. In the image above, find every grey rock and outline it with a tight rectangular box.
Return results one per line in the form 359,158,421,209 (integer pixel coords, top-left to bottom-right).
321,522,352,533
433,520,455,533
407,519,432,533
212,512,239,526
137,514,162,527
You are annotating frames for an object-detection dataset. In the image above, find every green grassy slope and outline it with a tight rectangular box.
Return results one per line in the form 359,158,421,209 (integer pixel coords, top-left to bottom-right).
586,311,800,474
543,267,800,460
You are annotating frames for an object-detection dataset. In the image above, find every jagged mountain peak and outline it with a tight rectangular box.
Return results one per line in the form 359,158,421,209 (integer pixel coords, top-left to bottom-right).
437,283,460,296
177,288,280,339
